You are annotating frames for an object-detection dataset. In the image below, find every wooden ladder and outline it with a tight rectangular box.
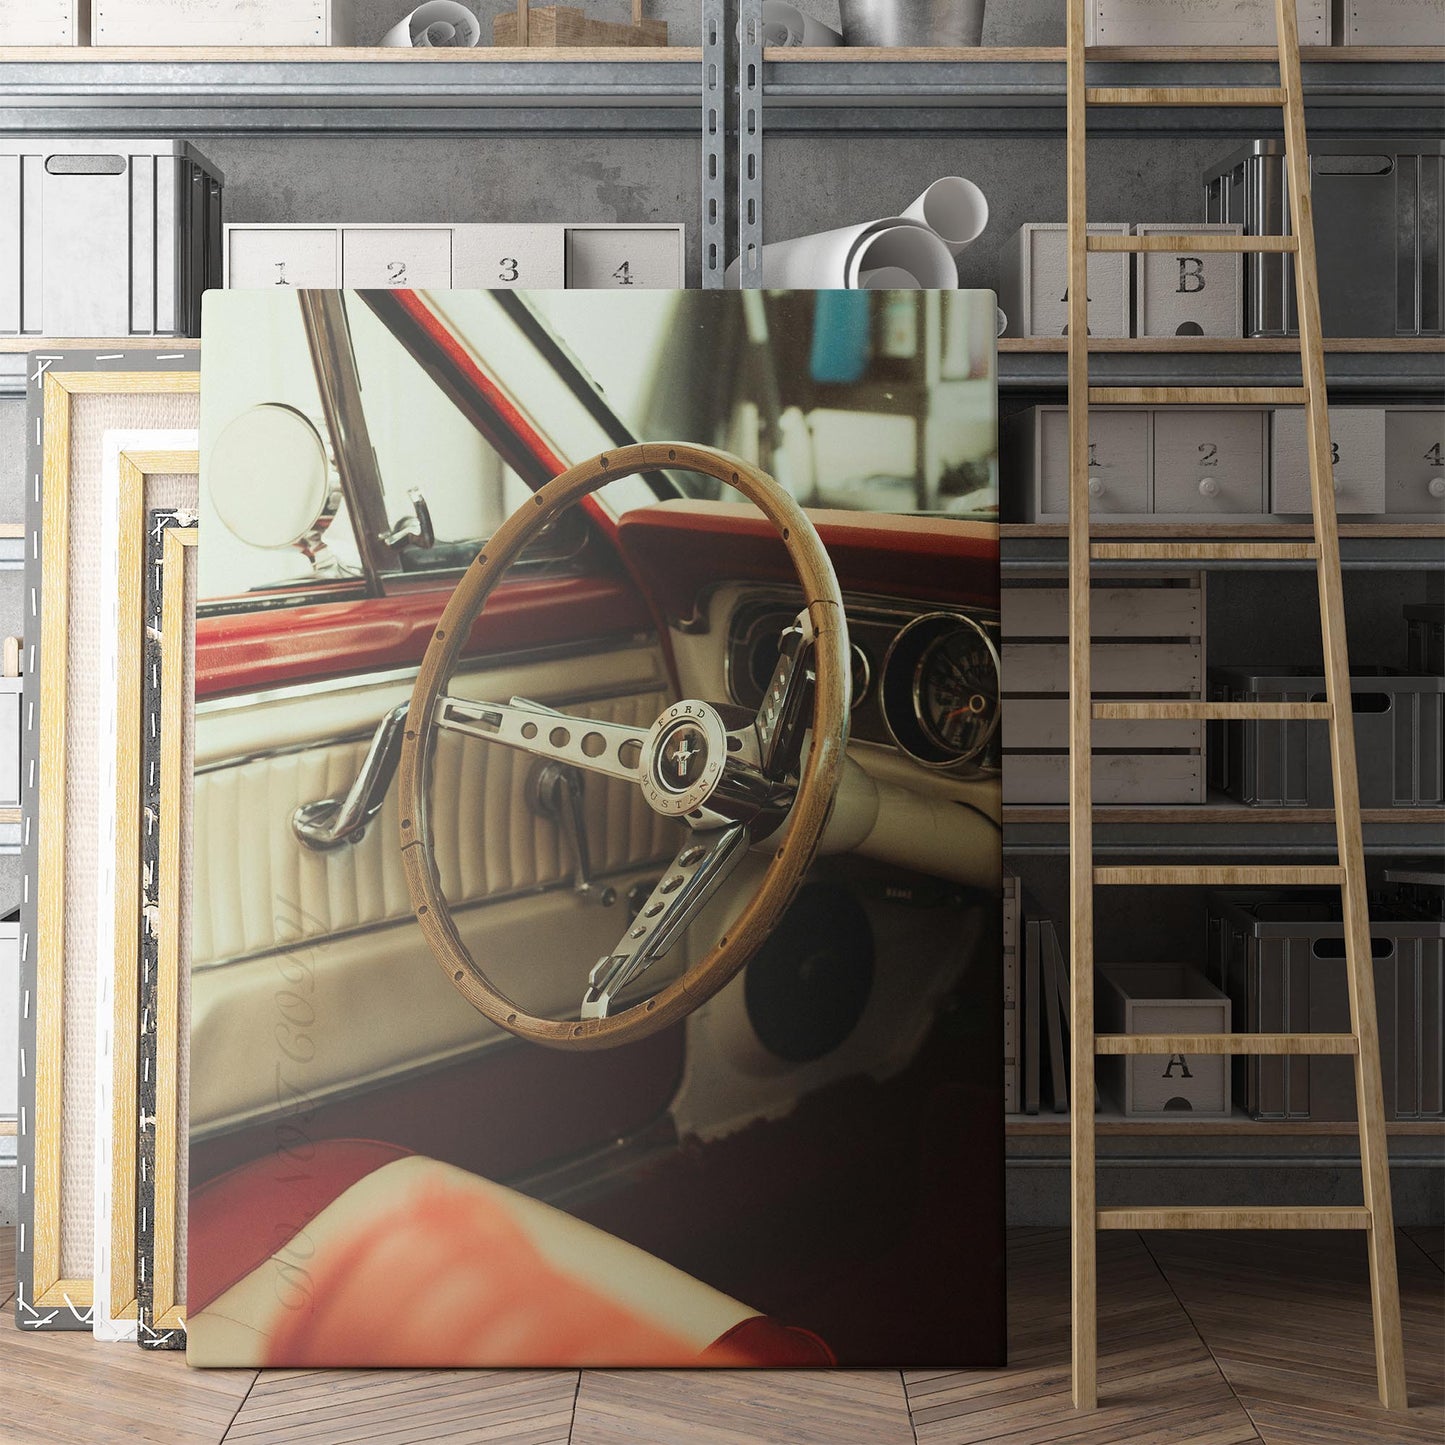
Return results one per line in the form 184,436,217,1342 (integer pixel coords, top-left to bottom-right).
1064,0,1408,1412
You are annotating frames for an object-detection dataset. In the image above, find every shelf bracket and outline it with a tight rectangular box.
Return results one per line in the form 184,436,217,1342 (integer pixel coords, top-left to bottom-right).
737,0,763,289
701,0,727,288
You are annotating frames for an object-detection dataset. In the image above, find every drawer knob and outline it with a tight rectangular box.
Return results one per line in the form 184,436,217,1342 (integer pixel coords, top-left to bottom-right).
1197,476,1220,498
1087,475,1105,498
1429,476,1445,500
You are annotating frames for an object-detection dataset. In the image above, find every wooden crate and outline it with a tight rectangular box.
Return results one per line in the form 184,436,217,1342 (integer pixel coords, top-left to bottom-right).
1134,222,1243,340
494,2,667,46
1001,576,1207,806
1333,0,1443,44
1087,0,1329,45
93,0,353,44
997,223,1131,339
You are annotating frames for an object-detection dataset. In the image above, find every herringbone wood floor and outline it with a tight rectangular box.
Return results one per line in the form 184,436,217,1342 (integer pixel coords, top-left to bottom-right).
2,1225,1441,1444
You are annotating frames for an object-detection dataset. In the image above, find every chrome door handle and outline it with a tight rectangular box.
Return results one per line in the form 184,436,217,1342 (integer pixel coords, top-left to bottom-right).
292,702,409,852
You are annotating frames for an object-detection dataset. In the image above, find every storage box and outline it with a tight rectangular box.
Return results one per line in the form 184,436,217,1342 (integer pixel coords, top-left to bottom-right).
225,222,683,292
1209,665,1445,807
1088,0,1329,44
1,139,223,338
1208,891,1444,1120
996,224,1130,339
1271,406,1387,515
1002,575,1206,805
1406,603,1444,676
93,0,353,44
1205,139,1445,338
1005,406,1149,521
1332,0,1444,44
1153,407,1267,516
1384,407,1445,515
0,673,20,810
0,0,86,43
1098,966,1232,1119
1134,223,1244,339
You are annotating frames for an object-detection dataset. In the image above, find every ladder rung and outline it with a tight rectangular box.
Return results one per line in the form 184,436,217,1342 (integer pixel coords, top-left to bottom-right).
1089,387,1309,405
1097,1206,1370,1232
1087,234,1297,253
1086,86,1287,107
1095,1033,1358,1057
1093,701,1331,721
1094,866,1345,886
1090,541,1321,562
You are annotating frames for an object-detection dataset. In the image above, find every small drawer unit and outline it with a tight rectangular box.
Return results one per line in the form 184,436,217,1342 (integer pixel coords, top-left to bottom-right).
1405,604,1445,676
226,226,340,290
1332,0,1445,43
1097,966,1232,1119
1270,406,1387,516
1209,892,1444,1121
996,223,1131,339
1005,406,1149,522
564,224,685,289
1134,223,1244,339
454,224,566,289
0,0,85,42
1,139,223,338
1002,575,1205,806
1088,0,1329,44
93,0,354,44
1151,407,1267,517
1208,665,1444,808
1205,139,1445,339
1384,407,1445,514
341,228,453,290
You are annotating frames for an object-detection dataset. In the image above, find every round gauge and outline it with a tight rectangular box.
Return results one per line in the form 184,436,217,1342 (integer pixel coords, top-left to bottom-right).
914,621,1001,761
881,612,1000,769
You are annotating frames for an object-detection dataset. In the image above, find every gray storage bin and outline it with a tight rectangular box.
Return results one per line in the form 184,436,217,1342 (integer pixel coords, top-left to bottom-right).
1208,891,1445,1121
1405,604,1444,676
0,138,223,338
1204,138,1444,338
1098,965,1232,1119
1208,665,1444,808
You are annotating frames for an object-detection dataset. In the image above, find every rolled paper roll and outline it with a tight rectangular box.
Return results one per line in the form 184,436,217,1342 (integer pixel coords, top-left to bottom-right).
997,306,1007,337
857,266,922,288
382,1,481,47
902,176,990,255
761,1,845,46
726,217,955,290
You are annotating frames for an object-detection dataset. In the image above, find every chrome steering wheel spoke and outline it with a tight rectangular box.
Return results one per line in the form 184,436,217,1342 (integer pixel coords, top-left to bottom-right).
581,823,750,1020
435,695,646,784
754,609,818,781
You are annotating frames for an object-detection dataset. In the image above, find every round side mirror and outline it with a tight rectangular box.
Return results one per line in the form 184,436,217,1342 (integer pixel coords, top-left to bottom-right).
208,403,341,560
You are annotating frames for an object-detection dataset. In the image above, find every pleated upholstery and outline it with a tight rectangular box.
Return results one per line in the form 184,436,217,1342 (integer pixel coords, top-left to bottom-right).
193,689,677,968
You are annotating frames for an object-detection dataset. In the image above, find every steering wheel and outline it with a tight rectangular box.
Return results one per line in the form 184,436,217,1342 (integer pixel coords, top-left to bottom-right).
399,443,850,1050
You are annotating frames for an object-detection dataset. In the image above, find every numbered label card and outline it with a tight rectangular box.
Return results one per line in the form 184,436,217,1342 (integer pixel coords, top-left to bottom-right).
226,228,341,290
566,227,684,290
453,225,566,290
341,228,453,289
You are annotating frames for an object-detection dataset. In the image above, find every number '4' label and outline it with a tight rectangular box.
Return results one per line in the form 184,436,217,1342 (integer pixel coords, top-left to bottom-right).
613,261,635,286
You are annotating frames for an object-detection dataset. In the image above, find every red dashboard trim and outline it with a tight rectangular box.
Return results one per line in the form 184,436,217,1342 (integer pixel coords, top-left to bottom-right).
195,572,651,700
615,502,1000,620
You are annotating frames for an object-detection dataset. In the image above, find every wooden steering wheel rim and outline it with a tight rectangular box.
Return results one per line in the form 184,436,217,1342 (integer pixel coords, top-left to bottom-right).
398,442,850,1049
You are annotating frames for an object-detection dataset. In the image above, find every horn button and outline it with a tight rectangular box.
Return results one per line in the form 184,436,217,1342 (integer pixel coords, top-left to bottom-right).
641,702,729,818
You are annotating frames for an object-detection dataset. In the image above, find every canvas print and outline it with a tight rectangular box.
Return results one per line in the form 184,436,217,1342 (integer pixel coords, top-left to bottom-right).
186,287,1003,1369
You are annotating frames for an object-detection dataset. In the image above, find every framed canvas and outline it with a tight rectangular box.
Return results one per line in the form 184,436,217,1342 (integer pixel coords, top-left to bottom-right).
92,441,199,1343
14,351,199,1332
187,290,1003,1369
137,512,197,1350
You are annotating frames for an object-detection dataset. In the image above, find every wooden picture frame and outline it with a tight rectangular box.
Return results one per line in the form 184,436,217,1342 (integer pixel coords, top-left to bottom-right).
15,352,199,1331
92,440,199,1342
137,514,197,1349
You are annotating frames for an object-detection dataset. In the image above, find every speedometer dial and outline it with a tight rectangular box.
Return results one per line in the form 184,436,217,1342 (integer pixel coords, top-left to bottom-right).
880,612,1000,770
915,621,1001,762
